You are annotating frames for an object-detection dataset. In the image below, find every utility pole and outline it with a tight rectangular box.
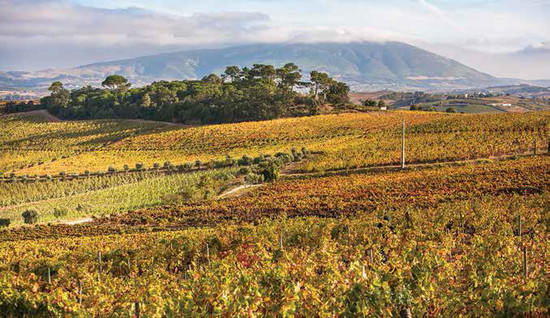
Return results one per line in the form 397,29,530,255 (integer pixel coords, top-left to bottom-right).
401,119,406,169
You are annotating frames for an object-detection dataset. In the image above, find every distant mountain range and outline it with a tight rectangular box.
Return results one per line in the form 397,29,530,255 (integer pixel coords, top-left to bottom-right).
0,42,547,93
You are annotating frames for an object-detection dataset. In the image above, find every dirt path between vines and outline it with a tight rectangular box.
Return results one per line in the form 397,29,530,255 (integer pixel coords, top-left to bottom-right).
218,184,263,199
63,217,93,225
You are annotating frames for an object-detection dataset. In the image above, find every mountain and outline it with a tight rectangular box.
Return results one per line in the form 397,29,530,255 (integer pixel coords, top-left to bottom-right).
0,42,503,92
424,43,550,81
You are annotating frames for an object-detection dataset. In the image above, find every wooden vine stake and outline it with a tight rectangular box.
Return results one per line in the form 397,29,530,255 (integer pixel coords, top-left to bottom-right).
367,248,373,263
279,228,284,250
78,280,83,305
206,243,210,266
401,119,406,169
517,215,522,237
134,301,141,318
98,251,102,282
523,245,529,280
47,267,51,284
400,307,412,318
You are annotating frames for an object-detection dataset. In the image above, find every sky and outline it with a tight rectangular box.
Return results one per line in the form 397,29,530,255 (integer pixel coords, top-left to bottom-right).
1,0,549,79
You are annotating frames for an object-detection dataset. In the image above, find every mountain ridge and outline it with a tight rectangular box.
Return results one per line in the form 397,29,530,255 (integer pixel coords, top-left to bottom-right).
0,41,511,92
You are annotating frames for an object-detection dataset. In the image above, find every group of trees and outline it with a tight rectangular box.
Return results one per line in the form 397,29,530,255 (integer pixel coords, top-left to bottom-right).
3,100,42,113
361,99,386,108
40,64,350,124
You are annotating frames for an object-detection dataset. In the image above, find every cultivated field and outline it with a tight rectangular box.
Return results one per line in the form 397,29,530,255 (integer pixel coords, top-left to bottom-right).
0,110,548,316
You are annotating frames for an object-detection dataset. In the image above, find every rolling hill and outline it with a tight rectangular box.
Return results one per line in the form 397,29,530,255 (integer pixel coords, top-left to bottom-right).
0,42,503,92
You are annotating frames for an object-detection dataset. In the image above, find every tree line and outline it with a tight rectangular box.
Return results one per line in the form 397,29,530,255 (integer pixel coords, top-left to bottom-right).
39,63,350,124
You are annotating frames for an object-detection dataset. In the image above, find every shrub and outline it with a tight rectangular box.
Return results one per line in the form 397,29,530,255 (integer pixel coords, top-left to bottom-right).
59,171,66,177
212,160,226,169
183,162,193,171
135,163,144,170
261,162,279,182
22,209,39,224
253,155,264,164
153,163,160,169
163,161,172,169
0,218,10,227
238,166,252,175
225,156,237,167
53,207,68,218
123,165,129,171
245,173,265,184
275,152,293,163
238,155,253,166
195,160,202,168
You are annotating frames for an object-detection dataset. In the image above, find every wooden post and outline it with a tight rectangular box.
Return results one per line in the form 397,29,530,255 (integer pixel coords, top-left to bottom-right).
134,301,141,318
400,307,412,318
47,267,51,284
533,140,537,155
98,251,102,282
517,215,522,236
401,119,406,169
279,229,284,250
206,243,210,266
78,280,82,305
367,248,373,263
523,245,529,279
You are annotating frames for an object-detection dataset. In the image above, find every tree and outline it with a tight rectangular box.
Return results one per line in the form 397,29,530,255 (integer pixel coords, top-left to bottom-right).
310,71,332,102
223,66,240,82
40,62,349,124
277,63,302,90
48,81,64,94
41,81,70,115
362,99,377,107
102,75,131,91
140,93,152,107
326,82,350,105
22,209,39,224
446,107,456,113
378,100,386,108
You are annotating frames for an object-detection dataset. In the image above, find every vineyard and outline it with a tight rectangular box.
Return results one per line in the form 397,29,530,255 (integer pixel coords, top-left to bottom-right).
0,110,548,316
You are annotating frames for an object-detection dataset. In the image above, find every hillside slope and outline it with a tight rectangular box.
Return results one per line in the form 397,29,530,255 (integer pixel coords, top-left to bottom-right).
1,42,501,91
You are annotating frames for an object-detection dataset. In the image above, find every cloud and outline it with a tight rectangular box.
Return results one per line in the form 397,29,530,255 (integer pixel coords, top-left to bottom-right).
0,0,269,45
0,0,548,78
0,0,410,70
0,0,278,69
